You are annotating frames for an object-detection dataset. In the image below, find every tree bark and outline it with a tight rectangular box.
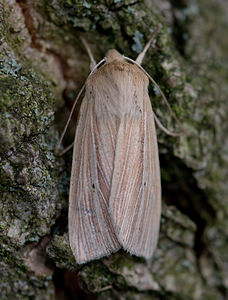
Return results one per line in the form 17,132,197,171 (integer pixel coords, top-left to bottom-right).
1,0,228,299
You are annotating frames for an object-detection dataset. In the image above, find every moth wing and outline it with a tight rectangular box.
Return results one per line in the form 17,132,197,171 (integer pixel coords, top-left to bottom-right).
69,97,121,264
110,94,161,258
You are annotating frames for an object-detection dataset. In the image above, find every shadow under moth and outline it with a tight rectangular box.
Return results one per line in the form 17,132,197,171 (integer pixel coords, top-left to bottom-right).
58,25,184,264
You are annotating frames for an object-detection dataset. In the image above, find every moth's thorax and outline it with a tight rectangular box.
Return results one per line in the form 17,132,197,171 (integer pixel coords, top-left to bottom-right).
88,54,148,86
86,57,149,119
105,49,124,63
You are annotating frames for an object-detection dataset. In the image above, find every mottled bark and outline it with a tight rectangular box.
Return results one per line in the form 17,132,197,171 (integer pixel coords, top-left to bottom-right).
0,0,228,299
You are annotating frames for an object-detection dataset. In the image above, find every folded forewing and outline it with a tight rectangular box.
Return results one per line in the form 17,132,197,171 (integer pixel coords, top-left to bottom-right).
69,97,121,264
109,94,161,258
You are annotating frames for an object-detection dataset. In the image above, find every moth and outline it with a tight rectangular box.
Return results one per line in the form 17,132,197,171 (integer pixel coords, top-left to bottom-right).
58,26,183,264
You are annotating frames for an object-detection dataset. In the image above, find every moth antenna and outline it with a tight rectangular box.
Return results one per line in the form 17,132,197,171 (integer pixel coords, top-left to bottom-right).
90,58,106,74
80,36,97,71
56,84,85,151
56,58,106,152
136,24,162,65
124,56,185,136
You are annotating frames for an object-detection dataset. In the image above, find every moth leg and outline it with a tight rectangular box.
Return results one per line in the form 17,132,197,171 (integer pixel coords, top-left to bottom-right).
59,142,74,156
80,36,97,71
153,113,184,137
135,24,161,65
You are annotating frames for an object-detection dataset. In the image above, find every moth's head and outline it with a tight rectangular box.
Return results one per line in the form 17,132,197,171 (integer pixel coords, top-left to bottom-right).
105,49,124,63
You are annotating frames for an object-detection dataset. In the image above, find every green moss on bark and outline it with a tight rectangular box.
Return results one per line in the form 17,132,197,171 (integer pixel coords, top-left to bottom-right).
0,2,66,298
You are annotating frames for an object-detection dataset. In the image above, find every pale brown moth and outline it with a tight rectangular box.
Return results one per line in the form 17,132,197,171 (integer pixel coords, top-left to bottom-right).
58,26,184,264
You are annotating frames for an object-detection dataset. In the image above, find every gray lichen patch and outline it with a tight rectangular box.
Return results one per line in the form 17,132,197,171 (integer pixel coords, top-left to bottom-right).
0,61,61,241
0,4,66,299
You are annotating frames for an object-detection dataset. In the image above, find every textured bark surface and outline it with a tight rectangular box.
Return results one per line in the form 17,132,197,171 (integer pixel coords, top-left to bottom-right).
0,0,228,299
